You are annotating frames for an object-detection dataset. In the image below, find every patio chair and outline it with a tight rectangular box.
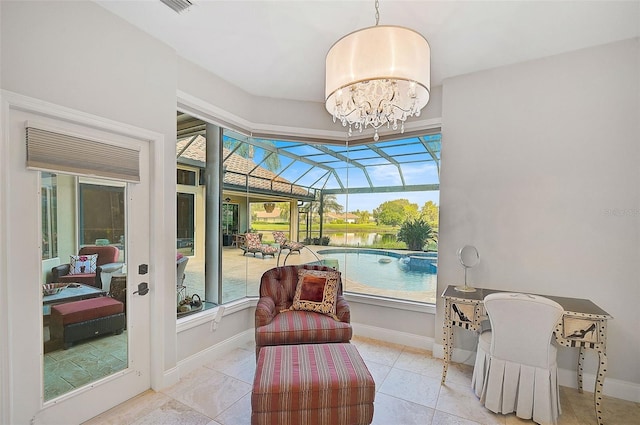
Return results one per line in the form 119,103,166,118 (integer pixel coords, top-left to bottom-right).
51,245,123,289
243,232,278,258
272,231,304,254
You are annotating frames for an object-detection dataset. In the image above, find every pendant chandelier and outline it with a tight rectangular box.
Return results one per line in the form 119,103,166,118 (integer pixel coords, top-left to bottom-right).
263,202,276,213
325,0,430,141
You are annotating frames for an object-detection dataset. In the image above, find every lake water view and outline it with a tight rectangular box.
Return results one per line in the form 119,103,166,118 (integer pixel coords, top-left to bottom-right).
325,232,398,246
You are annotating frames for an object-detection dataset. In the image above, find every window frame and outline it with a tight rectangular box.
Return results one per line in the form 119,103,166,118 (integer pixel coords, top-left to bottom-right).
176,119,442,318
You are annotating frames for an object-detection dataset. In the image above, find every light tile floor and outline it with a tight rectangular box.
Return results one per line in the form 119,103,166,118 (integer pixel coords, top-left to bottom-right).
84,336,640,425
44,331,128,401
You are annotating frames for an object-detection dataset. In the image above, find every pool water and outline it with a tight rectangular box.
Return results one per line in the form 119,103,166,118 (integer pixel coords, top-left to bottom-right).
318,250,437,293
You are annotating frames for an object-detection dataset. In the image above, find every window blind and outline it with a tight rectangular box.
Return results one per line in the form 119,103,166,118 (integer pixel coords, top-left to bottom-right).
26,126,140,182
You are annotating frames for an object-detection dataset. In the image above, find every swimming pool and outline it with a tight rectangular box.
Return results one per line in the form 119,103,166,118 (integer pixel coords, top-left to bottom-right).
317,249,437,293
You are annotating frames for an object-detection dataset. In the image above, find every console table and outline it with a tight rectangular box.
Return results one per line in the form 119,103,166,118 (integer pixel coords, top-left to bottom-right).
441,285,612,425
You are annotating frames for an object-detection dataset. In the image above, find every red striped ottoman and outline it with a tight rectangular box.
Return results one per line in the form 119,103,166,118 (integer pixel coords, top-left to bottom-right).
252,343,375,425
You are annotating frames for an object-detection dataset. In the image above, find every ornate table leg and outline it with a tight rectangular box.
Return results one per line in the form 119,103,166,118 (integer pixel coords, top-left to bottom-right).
441,298,453,384
594,350,607,425
577,346,585,393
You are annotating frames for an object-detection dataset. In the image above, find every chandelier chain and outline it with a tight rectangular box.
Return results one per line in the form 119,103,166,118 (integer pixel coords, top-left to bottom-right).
374,0,380,26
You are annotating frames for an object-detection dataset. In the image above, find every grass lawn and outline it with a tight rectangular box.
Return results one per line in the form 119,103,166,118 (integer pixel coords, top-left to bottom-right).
250,221,437,251
251,221,398,233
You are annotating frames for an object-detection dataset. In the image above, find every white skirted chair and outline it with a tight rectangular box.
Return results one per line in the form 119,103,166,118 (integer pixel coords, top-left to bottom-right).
471,293,564,425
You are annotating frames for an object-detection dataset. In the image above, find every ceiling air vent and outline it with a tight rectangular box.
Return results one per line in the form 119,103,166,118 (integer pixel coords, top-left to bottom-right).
160,0,193,14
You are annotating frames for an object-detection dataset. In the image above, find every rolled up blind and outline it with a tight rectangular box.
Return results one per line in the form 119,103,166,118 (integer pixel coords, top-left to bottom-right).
26,126,140,182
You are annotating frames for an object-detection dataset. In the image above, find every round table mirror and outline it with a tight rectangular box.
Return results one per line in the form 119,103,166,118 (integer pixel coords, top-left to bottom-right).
455,245,479,292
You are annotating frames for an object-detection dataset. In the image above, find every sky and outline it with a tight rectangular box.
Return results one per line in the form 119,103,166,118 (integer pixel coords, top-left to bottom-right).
269,135,442,214
336,190,440,214
221,132,442,214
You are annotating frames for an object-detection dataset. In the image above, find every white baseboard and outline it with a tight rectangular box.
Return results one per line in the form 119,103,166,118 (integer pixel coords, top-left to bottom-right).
431,343,477,366
352,322,434,351
162,329,254,388
557,367,640,403
432,343,640,403
158,366,180,391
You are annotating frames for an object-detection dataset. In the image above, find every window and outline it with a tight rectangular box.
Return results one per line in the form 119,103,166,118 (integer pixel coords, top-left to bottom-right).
177,193,195,256
41,173,128,401
176,112,441,308
222,203,239,246
78,181,125,247
177,169,197,186
41,173,58,260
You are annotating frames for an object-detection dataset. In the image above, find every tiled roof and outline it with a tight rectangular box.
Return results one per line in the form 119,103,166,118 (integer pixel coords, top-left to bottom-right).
177,136,206,162
177,136,311,197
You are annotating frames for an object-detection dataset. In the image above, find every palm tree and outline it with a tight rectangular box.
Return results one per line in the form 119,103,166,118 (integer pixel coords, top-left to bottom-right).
301,194,344,224
314,194,344,224
321,194,344,215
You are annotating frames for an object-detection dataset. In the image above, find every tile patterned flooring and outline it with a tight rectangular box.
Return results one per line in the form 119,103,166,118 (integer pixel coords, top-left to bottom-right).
83,336,640,425
44,331,128,401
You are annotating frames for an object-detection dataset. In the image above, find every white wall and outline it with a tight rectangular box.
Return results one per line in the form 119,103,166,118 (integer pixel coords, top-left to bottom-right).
350,301,436,346
177,306,256,363
438,38,640,386
1,0,180,389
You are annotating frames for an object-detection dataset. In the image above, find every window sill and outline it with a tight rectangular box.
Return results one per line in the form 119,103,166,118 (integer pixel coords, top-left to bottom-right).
176,295,433,333
344,292,436,314
176,297,257,333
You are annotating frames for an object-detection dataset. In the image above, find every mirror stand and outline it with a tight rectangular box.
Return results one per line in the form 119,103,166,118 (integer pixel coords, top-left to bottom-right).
454,266,477,292
454,245,479,292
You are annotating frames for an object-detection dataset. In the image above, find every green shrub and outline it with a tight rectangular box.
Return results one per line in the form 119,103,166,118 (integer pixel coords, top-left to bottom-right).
397,218,438,251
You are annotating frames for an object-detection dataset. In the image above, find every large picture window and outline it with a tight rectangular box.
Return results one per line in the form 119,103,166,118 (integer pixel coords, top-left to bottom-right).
177,111,441,309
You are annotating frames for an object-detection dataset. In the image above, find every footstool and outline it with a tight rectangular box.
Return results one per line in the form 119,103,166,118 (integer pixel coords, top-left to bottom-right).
50,297,125,349
252,343,375,425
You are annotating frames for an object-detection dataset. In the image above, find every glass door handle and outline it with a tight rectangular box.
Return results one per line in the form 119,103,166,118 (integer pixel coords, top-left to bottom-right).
134,282,149,296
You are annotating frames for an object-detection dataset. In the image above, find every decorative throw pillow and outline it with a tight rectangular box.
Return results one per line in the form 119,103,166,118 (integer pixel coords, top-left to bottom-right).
290,269,341,319
69,254,98,275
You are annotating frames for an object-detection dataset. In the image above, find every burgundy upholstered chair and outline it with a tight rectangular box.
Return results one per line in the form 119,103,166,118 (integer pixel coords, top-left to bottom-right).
51,245,122,289
255,264,352,358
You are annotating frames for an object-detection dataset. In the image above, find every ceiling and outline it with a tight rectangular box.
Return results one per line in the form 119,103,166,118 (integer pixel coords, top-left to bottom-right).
96,1,639,104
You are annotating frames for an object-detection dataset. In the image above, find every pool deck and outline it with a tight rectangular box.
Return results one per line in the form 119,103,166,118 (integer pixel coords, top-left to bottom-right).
182,245,437,304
